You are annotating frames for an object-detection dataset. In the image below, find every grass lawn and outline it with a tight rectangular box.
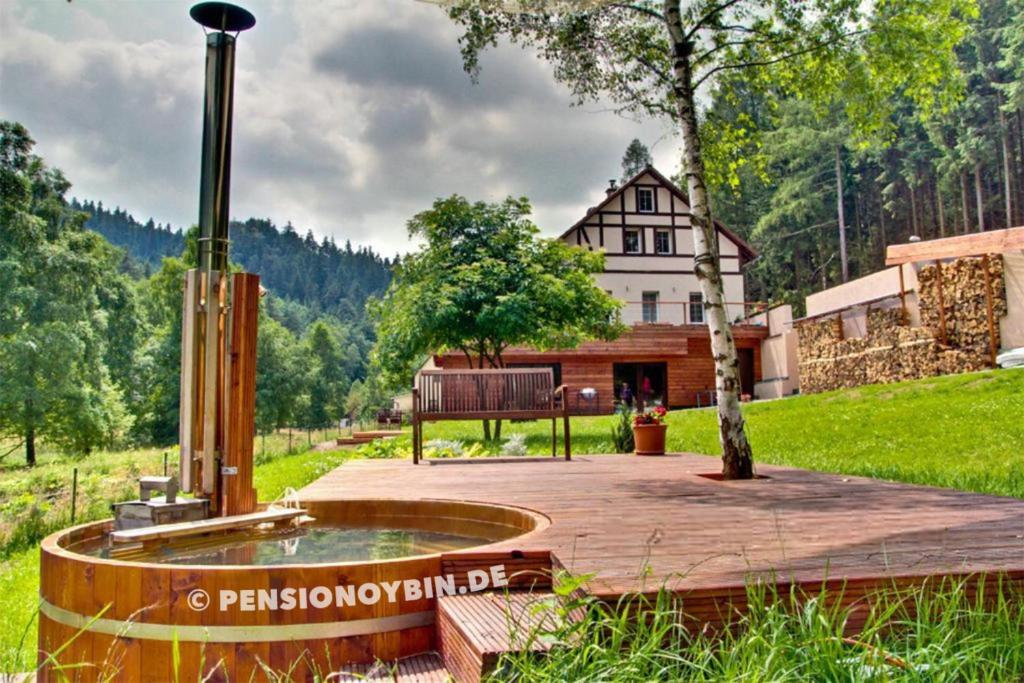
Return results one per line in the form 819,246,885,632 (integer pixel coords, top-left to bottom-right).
1,369,1020,675
423,368,1024,498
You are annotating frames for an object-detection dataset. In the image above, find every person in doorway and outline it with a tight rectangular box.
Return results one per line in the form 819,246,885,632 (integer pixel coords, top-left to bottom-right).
642,375,652,403
620,382,634,408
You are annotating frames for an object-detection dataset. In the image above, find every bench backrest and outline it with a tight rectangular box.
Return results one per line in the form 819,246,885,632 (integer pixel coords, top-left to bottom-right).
416,368,556,417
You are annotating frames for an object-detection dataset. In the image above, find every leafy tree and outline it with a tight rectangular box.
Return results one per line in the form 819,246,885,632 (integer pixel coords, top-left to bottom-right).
370,195,622,440
443,0,971,477
0,122,131,463
302,319,356,430
621,138,653,181
255,313,305,447
344,375,394,423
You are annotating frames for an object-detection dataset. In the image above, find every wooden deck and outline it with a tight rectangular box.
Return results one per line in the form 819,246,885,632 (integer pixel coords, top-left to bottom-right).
301,454,1024,602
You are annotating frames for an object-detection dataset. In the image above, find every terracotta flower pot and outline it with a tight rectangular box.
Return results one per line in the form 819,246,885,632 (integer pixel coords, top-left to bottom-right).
633,423,667,456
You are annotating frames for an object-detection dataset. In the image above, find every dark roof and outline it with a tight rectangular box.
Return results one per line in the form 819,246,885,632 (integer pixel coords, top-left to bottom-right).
560,165,758,265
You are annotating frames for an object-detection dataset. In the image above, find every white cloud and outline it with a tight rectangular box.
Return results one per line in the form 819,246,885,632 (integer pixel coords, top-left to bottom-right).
0,0,679,255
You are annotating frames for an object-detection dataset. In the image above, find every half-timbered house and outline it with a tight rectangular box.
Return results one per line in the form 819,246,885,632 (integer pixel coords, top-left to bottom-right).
435,166,770,413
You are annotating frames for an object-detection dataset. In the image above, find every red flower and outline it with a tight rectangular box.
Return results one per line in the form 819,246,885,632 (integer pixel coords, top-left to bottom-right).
633,406,668,426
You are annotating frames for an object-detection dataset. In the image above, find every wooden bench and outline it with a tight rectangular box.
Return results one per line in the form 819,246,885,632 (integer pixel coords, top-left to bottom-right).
376,408,403,430
412,368,570,464
109,508,306,545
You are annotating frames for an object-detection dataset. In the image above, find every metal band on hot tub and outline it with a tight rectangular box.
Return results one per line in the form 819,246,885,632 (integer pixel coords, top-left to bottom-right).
39,598,435,642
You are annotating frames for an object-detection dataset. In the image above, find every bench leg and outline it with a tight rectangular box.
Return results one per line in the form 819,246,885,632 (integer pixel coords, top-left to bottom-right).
563,410,571,461
413,420,420,464
551,418,556,457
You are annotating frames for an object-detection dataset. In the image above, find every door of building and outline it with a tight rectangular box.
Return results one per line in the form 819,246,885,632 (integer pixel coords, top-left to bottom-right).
738,348,755,397
613,362,667,410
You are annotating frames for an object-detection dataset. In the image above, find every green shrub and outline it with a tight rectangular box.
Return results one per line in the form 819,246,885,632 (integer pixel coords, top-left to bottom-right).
500,433,529,456
355,436,409,459
611,406,634,453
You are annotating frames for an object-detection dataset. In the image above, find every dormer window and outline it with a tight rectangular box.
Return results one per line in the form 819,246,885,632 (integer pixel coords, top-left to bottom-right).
624,228,641,254
636,187,655,213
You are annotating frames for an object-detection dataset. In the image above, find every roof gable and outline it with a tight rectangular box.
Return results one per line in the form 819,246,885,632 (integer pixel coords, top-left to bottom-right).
563,165,757,264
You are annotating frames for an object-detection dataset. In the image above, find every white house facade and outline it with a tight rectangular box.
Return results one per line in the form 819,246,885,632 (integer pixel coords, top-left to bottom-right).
559,166,756,325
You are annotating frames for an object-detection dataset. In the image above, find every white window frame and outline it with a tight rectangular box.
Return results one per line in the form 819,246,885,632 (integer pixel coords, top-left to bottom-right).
636,187,655,213
654,229,671,255
642,291,659,323
624,228,641,254
689,292,705,324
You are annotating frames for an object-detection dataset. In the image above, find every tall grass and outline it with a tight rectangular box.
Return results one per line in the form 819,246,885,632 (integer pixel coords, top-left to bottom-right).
495,576,1024,681
25,575,1022,681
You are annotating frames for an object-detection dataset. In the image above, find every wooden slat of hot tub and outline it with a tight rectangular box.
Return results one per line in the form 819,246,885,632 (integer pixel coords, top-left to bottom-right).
300,455,1024,601
108,508,305,544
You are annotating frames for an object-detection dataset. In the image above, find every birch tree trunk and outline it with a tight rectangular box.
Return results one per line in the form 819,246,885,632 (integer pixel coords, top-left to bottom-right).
835,145,848,282
664,0,753,479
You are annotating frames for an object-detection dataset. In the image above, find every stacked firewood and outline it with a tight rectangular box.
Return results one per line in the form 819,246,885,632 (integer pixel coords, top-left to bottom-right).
917,255,1006,362
796,318,841,360
796,255,1004,394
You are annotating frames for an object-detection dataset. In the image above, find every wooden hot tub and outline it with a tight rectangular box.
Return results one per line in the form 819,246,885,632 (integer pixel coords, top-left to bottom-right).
37,499,548,681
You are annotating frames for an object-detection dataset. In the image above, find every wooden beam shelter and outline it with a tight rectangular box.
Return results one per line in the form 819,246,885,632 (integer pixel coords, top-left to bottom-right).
412,369,571,464
885,226,1024,265
981,254,998,366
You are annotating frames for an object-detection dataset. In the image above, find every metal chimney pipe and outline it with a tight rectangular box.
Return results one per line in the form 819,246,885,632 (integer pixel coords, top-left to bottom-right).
180,2,255,503
191,1,255,271
197,31,235,272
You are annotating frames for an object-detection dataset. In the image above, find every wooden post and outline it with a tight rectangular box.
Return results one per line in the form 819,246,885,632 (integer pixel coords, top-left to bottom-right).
70,467,78,525
934,259,948,345
178,269,201,494
562,397,571,461
981,254,998,367
412,388,420,465
551,418,557,457
221,272,259,516
898,264,908,326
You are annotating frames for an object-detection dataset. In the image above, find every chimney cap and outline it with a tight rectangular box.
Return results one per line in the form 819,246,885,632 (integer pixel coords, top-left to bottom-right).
190,2,256,32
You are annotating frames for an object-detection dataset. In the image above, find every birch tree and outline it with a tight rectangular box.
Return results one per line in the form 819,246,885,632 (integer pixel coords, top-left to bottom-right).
441,0,971,478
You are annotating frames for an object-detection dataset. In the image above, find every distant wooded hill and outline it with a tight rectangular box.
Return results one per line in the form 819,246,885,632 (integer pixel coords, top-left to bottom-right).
72,199,394,322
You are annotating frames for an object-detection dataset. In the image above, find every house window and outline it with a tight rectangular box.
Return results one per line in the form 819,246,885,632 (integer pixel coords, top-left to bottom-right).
624,228,641,254
689,292,704,324
642,291,659,323
655,229,671,255
637,187,655,213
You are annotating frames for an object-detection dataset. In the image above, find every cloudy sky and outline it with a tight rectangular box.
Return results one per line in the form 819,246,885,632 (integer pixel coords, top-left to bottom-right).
0,0,682,256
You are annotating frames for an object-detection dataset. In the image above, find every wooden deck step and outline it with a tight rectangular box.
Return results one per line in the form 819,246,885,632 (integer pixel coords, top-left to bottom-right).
352,430,403,439
336,436,375,445
109,508,305,544
437,592,561,683
334,653,450,682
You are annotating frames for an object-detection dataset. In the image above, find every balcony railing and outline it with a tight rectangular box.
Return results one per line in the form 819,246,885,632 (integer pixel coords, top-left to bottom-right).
621,300,768,325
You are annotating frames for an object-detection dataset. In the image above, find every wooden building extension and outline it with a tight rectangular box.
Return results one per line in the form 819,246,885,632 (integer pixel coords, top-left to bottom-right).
436,325,766,414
